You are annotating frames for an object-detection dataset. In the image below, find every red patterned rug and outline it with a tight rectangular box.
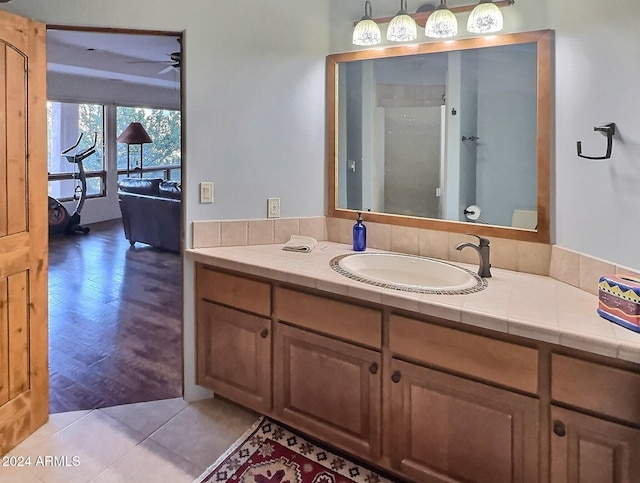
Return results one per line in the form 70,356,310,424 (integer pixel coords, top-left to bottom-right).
194,417,395,483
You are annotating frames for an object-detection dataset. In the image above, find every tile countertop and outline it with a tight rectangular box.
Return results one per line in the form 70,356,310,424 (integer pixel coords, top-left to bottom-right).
186,242,640,365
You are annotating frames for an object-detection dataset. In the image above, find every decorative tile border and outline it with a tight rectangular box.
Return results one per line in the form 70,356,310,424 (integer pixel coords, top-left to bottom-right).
329,252,488,296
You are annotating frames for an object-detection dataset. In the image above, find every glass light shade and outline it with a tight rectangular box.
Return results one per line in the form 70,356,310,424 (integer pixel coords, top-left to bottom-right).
387,0,417,42
387,13,417,42
353,0,382,46
425,3,458,39
353,19,382,45
467,0,504,34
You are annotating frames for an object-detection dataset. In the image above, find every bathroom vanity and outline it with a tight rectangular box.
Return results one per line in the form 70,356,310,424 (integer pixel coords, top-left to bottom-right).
188,243,640,483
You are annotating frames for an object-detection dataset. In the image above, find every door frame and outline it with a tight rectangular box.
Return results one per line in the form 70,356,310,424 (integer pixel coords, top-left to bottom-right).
44,24,186,409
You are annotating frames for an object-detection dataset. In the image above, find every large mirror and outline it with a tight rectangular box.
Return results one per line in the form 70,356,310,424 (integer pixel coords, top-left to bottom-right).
327,30,553,243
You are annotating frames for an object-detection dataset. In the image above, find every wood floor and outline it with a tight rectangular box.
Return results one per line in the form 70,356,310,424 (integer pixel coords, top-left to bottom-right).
48,219,182,414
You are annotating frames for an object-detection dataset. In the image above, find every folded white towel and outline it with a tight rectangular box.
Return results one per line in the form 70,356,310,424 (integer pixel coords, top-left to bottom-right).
282,235,317,253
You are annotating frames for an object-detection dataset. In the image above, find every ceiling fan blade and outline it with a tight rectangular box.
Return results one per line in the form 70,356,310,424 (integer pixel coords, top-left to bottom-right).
158,65,175,74
127,60,171,64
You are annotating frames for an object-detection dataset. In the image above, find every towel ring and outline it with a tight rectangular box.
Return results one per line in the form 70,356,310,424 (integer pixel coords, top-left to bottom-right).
577,123,616,160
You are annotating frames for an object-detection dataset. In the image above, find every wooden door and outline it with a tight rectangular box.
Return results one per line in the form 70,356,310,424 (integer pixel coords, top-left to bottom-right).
551,406,640,483
196,300,272,413
0,9,48,456
389,358,539,483
273,323,381,461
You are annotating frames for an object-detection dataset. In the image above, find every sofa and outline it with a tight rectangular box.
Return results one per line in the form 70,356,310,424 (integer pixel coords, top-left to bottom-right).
117,177,181,252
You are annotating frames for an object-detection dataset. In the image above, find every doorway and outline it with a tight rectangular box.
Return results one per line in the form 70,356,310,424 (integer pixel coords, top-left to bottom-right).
45,27,184,413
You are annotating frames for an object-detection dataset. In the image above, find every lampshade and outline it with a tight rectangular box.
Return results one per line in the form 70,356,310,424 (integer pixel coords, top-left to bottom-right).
467,0,504,34
387,0,417,42
425,0,458,39
116,122,152,145
353,0,382,46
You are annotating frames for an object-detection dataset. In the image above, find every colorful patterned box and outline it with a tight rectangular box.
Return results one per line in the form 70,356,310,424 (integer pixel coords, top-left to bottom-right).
597,275,640,333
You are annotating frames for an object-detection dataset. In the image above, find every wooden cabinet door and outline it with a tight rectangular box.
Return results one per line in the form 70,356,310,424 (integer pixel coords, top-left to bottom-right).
196,300,271,413
274,323,381,461
0,10,48,456
389,359,539,483
551,406,640,483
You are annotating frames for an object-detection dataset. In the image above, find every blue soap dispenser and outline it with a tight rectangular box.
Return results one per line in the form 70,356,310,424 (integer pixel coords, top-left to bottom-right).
353,212,366,251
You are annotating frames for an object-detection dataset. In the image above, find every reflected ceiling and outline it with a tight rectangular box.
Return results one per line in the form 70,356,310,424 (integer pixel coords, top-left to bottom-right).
47,29,181,89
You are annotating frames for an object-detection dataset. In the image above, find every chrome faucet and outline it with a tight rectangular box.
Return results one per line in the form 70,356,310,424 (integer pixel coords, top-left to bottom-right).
455,234,492,278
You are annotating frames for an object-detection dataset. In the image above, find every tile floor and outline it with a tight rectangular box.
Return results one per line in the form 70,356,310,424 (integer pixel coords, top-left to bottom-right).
0,397,258,483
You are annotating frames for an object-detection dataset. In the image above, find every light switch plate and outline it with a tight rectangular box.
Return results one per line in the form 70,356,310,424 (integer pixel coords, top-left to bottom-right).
200,182,214,203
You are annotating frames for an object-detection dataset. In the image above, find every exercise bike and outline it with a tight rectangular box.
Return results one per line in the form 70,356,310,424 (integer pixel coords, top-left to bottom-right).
48,132,97,235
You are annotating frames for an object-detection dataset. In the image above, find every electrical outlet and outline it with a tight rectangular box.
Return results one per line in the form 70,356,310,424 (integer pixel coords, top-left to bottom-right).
267,198,280,218
200,182,214,203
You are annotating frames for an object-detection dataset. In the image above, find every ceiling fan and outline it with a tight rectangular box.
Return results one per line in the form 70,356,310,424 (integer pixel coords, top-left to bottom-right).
127,38,181,75
157,51,181,74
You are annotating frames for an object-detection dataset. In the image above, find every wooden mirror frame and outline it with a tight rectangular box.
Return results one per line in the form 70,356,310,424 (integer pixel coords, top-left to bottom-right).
326,29,554,244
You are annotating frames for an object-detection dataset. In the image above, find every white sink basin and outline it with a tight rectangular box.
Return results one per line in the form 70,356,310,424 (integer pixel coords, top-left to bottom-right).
331,252,485,294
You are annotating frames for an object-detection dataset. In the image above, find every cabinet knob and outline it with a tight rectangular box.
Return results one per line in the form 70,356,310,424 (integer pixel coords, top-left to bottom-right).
553,420,566,437
391,371,402,383
260,328,269,339
369,362,379,375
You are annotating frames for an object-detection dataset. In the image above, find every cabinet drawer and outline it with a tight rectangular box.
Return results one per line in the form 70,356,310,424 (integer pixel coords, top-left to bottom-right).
196,264,270,316
274,287,381,349
389,315,539,394
551,354,640,426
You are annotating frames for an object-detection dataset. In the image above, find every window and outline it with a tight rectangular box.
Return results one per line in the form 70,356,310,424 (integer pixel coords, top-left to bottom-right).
47,101,105,201
47,103,181,202
116,107,181,181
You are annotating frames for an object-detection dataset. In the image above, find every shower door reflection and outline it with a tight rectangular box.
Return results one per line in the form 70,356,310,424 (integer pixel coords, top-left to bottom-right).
382,106,444,219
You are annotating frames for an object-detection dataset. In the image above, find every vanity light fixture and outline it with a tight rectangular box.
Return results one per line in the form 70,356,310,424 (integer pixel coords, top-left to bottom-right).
425,0,458,39
467,0,504,33
353,0,382,45
387,0,418,42
353,1,513,41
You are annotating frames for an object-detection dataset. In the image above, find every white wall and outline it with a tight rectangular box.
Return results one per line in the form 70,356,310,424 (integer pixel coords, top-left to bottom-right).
550,0,640,269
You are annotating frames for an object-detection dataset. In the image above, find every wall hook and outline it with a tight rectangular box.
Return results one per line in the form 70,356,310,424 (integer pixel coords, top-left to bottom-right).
577,122,616,160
